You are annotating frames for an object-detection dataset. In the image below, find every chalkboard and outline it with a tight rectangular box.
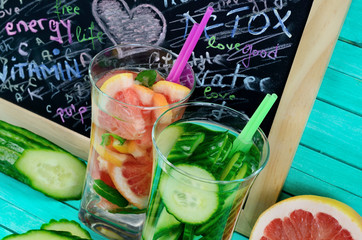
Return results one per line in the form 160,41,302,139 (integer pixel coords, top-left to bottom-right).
0,0,313,137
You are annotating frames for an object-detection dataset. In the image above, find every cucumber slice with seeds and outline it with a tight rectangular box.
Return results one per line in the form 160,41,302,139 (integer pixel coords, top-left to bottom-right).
159,164,219,225
14,149,86,200
41,219,91,239
2,229,86,240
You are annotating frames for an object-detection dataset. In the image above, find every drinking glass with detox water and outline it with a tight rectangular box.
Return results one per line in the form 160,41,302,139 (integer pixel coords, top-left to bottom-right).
142,102,270,240
78,44,195,240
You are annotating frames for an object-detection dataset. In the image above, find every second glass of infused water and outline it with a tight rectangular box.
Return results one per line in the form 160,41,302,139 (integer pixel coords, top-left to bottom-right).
142,102,270,240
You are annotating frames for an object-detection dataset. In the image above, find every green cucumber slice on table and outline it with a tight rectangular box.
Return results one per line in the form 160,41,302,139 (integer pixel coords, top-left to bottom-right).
0,135,25,153
14,149,86,200
0,120,86,200
0,145,26,181
2,229,87,240
0,120,65,152
159,164,219,225
41,219,91,240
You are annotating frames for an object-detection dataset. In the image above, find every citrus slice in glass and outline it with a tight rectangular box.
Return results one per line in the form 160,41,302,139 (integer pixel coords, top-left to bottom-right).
107,155,153,209
97,73,146,140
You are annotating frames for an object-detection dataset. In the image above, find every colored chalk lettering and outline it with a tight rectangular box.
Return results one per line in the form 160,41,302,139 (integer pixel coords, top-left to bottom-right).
4,19,72,44
0,59,82,82
76,21,104,50
54,0,80,20
0,37,13,53
0,7,20,18
56,104,87,124
204,86,235,100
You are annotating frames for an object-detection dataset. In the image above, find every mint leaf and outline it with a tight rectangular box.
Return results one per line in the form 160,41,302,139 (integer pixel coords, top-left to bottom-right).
101,133,126,146
135,70,157,87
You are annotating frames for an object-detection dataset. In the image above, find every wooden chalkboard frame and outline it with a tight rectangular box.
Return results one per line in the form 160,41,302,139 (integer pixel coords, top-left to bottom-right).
235,0,352,236
0,0,351,237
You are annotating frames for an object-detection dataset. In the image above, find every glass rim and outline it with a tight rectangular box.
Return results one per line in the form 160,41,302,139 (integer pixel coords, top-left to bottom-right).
88,43,196,110
152,101,270,185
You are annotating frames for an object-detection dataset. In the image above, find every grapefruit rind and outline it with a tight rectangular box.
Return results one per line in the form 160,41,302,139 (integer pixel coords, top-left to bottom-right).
152,93,171,124
249,195,362,240
112,139,146,158
108,163,149,210
133,84,155,106
100,73,134,97
152,80,191,103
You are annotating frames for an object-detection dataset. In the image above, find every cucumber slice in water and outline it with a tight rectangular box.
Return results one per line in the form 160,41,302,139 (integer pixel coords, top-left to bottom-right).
154,208,181,239
156,125,184,158
14,149,86,200
233,162,252,180
159,164,219,225
222,145,261,180
191,131,233,173
167,132,205,164
221,151,245,180
157,230,181,240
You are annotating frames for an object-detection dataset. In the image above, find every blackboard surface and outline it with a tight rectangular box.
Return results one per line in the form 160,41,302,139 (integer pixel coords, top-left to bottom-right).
0,0,313,137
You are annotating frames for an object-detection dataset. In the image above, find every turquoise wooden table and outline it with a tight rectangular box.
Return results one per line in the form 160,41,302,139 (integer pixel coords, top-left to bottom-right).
0,0,361,239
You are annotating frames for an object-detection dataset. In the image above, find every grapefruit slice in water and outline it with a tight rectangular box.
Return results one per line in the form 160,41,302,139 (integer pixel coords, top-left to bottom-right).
96,73,146,140
107,154,153,210
250,195,362,240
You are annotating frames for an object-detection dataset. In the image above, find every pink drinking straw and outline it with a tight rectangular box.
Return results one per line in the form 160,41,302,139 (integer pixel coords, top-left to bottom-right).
167,6,214,83
167,23,199,81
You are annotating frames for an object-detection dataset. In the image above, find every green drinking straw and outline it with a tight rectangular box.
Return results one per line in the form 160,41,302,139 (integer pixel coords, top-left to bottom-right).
230,93,278,155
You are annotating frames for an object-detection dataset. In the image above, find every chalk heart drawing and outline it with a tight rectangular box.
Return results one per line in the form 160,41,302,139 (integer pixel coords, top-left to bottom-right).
92,0,166,45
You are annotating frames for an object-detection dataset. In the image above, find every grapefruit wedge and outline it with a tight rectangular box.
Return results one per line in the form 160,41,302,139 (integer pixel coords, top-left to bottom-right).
100,72,134,97
96,73,146,140
152,80,191,103
107,155,153,209
250,195,362,240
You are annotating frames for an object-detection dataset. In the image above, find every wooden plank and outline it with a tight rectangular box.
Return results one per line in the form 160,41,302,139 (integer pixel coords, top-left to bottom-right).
0,171,245,240
0,173,79,222
0,227,14,239
318,68,362,115
278,192,293,201
236,0,352,236
283,168,362,216
328,40,362,79
0,174,110,240
339,0,362,44
292,145,362,197
0,200,44,234
301,100,362,169
233,233,249,240
0,99,90,160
